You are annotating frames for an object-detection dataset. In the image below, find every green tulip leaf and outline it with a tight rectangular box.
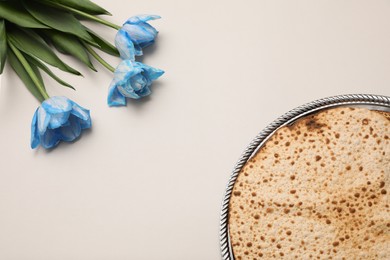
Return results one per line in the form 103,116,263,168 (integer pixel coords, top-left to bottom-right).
52,43,67,54
37,0,111,15
0,19,7,74
7,48,45,102
25,55,75,90
45,30,96,71
86,27,119,56
7,28,81,76
22,0,95,45
0,1,49,28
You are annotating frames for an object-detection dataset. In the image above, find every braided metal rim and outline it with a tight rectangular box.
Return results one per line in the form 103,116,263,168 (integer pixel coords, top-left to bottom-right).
219,94,390,260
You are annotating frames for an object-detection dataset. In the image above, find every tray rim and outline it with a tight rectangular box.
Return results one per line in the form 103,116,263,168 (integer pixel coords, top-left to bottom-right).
219,93,390,260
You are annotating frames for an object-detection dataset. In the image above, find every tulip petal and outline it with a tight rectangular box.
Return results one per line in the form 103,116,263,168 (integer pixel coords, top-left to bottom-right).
70,102,91,129
115,29,135,60
37,106,51,136
136,62,165,80
125,15,161,24
79,117,92,129
113,60,142,85
42,96,72,114
117,88,138,99
137,85,151,97
133,44,143,56
48,111,70,129
58,116,81,142
121,24,157,45
129,74,147,91
138,23,158,39
30,109,40,149
107,84,127,106
146,68,164,81
41,129,60,149
71,103,90,121
118,79,141,99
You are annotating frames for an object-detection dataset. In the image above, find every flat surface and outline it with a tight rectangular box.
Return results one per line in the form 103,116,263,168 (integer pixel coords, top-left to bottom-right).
0,0,389,259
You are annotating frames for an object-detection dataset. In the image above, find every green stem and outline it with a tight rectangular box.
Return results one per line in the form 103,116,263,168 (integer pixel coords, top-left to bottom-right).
83,43,115,72
56,3,121,30
8,42,50,100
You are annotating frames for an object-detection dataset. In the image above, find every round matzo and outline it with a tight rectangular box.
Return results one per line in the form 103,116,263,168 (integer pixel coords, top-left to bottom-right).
228,107,390,259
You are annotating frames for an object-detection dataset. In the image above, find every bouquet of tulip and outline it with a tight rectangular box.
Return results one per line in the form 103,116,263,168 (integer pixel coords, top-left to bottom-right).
0,0,163,149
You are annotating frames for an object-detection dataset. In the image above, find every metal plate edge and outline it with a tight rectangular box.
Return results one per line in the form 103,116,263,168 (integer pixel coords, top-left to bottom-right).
219,94,390,260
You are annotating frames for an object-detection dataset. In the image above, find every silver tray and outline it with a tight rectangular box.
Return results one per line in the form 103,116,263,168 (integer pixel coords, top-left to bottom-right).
219,94,390,260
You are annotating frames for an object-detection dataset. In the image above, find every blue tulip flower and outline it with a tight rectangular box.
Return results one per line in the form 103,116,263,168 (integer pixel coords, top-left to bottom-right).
115,15,160,60
107,60,164,107
31,96,92,149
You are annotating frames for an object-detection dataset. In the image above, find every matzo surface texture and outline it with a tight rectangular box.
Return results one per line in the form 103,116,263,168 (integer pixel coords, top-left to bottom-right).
228,107,390,259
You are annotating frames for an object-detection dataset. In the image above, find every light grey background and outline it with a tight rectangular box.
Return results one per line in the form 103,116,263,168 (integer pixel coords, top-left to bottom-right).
0,0,389,259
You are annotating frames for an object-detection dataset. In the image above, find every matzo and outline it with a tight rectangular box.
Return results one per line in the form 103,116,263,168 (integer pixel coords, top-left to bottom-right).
228,107,390,259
